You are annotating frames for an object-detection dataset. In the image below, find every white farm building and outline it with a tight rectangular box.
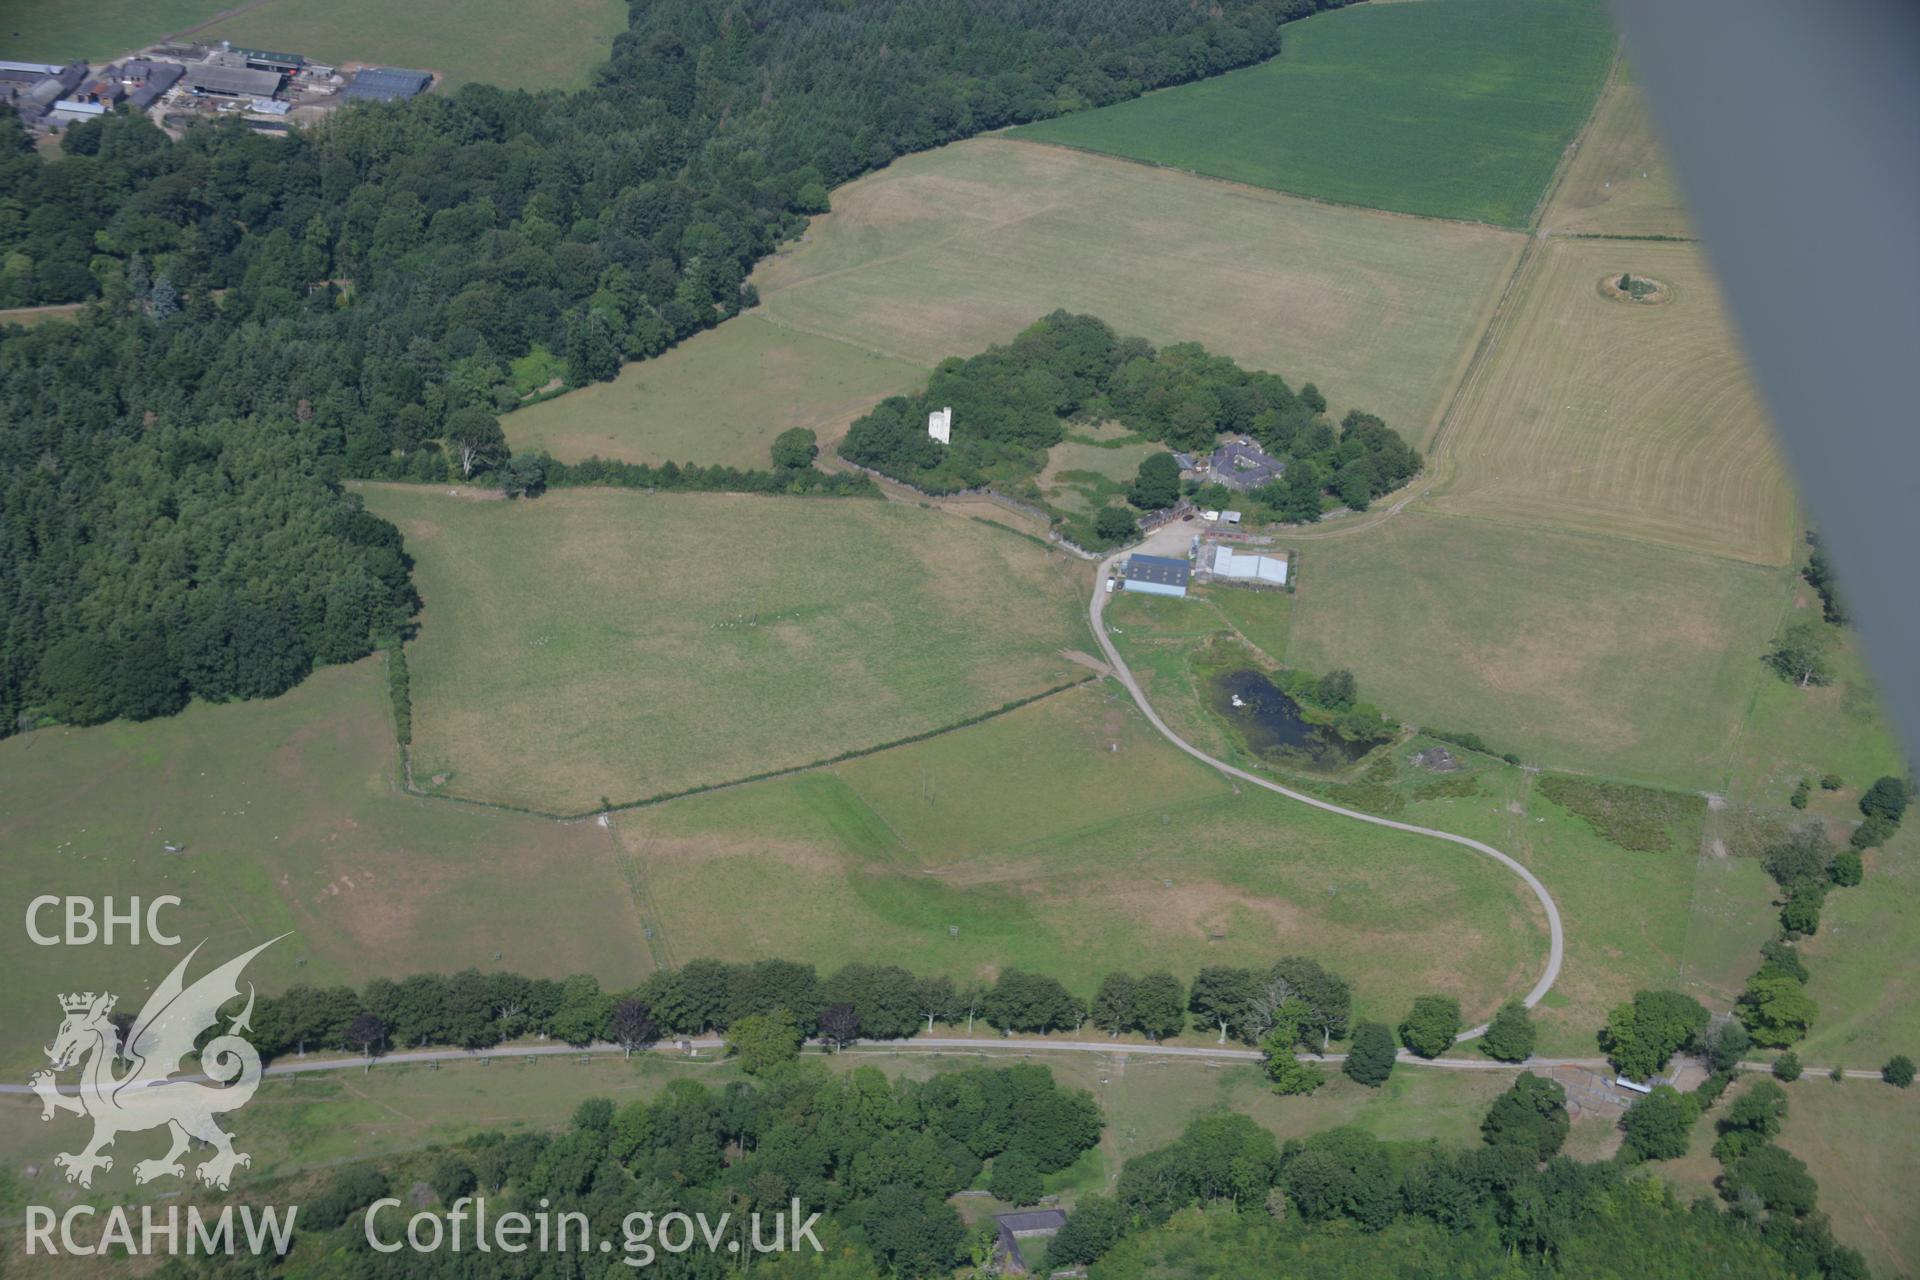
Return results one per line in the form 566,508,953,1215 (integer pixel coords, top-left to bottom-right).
927,406,952,444
1210,546,1288,586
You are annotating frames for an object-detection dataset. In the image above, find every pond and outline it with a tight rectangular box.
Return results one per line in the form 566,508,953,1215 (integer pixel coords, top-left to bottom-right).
1207,668,1378,769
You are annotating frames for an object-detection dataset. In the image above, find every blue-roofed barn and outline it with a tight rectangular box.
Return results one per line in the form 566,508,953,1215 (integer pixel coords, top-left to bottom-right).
1122,553,1190,598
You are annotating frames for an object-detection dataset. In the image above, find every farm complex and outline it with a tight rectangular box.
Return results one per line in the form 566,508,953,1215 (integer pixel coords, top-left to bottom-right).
2,1,1914,1277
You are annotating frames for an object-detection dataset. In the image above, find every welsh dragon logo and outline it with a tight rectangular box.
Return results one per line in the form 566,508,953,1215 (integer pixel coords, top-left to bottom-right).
29,936,284,1189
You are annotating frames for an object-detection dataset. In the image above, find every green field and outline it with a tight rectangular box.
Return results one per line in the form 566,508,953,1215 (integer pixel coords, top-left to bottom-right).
615,681,1544,1026
363,485,1093,813
0,661,646,1072
753,138,1523,447
1095,587,1711,1058
199,0,627,91
1433,237,1795,565
1006,0,1616,227
0,0,228,64
1035,432,1163,515
1285,510,1792,790
505,314,926,469
0,0,626,91
1658,1074,1920,1280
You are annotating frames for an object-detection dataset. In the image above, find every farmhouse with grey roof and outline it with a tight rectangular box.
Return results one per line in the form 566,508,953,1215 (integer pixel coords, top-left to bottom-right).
1206,438,1285,491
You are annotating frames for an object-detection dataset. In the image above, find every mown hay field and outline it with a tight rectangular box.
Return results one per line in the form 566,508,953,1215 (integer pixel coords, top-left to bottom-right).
1006,0,1616,228
506,314,926,469
1546,74,1694,237
0,661,645,1073
752,138,1524,448
1285,511,1792,790
615,683,1544,1028
363,485,1092,813
1432,237,1797,565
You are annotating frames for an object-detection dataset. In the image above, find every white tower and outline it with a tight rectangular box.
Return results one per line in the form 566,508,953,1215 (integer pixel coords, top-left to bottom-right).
927,406,952,445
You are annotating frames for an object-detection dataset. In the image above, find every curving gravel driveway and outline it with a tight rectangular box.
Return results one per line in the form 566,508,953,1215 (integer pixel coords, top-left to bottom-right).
1089,542,1565,1039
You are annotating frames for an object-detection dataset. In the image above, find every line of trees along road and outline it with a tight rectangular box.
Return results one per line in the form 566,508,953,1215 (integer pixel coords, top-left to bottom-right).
230,954,1363,1064
0,0,1365,737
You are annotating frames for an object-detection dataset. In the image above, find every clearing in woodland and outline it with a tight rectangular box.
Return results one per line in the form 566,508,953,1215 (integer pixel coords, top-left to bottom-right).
752,138,1523,449
0,661,645,1074
505,314,926,469
612,682,1542,1026
1432,236,1796,565
1006,0,1615,228
363,486,1092,813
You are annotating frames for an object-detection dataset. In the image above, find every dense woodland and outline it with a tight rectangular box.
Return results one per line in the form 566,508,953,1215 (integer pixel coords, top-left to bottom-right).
0,0,1363,735
838,311,1422,535
1052,1089,1867,1279
155,1066,1867,1279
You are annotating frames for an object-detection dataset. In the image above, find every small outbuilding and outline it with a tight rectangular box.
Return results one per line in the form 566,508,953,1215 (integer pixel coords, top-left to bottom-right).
1123,554,1190,598
993,1210,1067,1276
927,405,952,445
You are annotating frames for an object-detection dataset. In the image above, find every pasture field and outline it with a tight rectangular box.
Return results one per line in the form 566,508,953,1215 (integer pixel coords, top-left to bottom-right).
1206,586,1296,666
0,661,645,1074
505,314,926,469
1658,1075,1920,1280
0,0,624,90
1090,582,1720,1057
1546,76,1694,237
1432,237,1796,565
0,1054,724,1219
363,485,1092,813
1408,770,1705,1058
0,0,228,64
1797,815,1920,1070
1723,613,1907,810
615,682,1543,1026
753,138,1524,448
1005,0,1616,228
1284,510,1792,790
197,0,627,91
